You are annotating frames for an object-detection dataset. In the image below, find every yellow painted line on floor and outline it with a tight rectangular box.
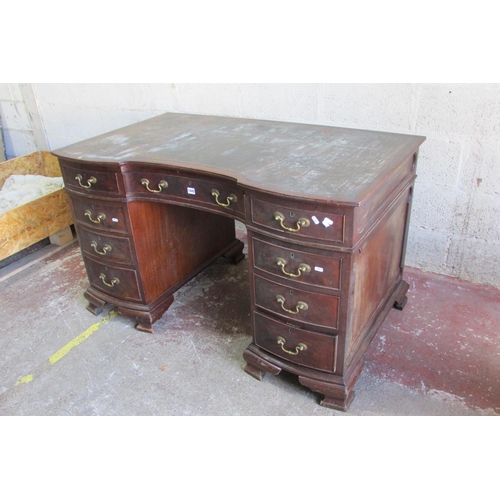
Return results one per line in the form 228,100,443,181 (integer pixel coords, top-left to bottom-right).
15,374,33,386
49,310,118,365
49,311,118,365
14,310,118,387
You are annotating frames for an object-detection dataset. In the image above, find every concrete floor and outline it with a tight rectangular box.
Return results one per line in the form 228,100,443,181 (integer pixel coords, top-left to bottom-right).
1,229,499,416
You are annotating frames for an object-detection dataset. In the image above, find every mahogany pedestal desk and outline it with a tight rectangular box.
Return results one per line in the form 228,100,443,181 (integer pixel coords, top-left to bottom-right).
53,113,425,411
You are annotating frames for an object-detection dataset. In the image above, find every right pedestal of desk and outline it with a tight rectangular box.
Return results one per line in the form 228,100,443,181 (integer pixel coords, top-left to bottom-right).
243,172,415,411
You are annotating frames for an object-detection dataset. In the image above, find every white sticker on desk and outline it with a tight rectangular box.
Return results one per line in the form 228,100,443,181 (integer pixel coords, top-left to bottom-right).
187,187,196,195
312,216,320,225
314,266,324,273
322,217,334,228
112,218,119,223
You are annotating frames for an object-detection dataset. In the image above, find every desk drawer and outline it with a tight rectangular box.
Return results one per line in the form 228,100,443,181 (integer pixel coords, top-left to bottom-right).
252,237,342,291
124,171,245,216
78,227,134,266
61,163,121,196
85,259,142,301
251,198,345,244
254,275,340,331
254,312,338,373
70,197,129,233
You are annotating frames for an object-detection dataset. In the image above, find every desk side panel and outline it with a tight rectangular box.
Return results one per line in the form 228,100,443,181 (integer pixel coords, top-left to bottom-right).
346,186,412,363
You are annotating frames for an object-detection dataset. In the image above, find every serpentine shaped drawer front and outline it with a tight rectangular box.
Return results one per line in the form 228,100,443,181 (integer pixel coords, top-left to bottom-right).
254,312,338,373
253,275,340,331
78,227,134,266
123,171,245,217
61,163,121,196
250,198,345,244
252,237,342,291
70,197,129,233
85,259,142,301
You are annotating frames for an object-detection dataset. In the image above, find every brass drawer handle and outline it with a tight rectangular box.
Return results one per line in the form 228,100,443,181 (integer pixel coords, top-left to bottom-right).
84,210,106,224
141,178,169,193
91,241,112,256
277,336,308,356
75,174,97,189
274,212,310,233
99,273,120,287
276,258,311,278
276,295,309,315
212,189,238,207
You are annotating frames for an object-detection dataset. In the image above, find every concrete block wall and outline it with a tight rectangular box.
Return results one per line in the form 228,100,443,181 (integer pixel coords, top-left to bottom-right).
0,83,38,156
0,83,499,289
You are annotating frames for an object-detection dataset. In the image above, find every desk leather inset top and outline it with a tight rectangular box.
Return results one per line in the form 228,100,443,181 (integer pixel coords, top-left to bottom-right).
53,112,425,411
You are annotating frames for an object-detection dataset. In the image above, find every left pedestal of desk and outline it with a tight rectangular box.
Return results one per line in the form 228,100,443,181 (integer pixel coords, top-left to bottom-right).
58,159,239,333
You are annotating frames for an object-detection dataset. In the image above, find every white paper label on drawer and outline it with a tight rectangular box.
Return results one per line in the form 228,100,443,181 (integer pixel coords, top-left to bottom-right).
112,218,119,223
314,266,325,273
187,187,196,195
322,217,334,228
312,216,320,225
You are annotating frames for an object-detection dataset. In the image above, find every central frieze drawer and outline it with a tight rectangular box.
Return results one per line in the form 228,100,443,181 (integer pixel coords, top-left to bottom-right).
254,275,340,331
78,227,134,266
124,171,244,216
254,312,338,373
251,198,345,243
85,259,142,301
252,237,342,290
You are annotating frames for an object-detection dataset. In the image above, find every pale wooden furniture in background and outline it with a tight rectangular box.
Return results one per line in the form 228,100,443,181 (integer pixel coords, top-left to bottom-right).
0,151,73,261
